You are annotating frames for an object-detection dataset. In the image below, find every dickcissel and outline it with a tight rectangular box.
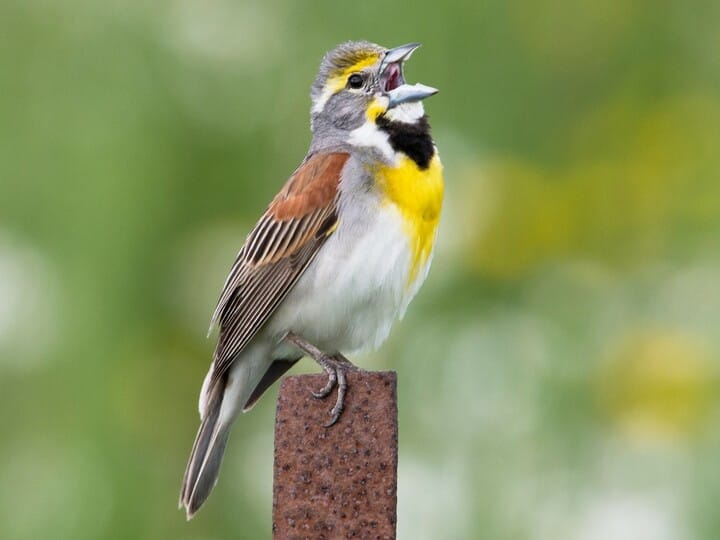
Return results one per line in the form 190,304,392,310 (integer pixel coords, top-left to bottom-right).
180,40,443,518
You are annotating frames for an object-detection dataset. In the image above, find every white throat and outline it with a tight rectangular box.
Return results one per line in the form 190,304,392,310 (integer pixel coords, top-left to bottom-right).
384,101,425,123
348,122,395,161
347,101,426,162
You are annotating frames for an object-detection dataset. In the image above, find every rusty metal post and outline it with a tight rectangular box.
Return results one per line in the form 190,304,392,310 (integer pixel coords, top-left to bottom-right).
273,371,398,540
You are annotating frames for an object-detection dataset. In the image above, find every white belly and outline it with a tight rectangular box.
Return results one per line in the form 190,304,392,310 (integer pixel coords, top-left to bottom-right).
265,202,432,357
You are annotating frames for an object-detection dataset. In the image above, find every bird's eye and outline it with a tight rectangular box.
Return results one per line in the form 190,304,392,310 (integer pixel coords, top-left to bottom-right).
347,73,364,89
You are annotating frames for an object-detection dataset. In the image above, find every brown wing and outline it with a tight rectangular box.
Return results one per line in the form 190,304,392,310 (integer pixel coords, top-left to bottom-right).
207,152,350,388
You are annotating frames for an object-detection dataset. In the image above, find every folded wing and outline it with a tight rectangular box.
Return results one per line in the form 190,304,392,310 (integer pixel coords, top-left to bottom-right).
208,152,350,390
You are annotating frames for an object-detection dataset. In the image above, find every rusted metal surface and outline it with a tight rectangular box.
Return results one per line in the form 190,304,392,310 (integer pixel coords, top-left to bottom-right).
273,371,398,540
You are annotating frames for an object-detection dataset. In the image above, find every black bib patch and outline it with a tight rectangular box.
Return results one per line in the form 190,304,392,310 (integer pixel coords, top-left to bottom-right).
376,115,435,170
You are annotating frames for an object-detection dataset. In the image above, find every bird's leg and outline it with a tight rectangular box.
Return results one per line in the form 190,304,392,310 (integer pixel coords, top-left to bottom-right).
284,332,359,427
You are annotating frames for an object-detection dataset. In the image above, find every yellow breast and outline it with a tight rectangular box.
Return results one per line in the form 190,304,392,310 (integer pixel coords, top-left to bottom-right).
376,154,444,284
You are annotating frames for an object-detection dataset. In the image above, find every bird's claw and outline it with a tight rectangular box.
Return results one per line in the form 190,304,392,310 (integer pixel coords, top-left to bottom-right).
284,332,359,428
310,354,354,427
311,364,337,398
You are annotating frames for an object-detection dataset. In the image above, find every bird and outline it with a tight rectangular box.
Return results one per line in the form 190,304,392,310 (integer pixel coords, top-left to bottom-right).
179,40,443,519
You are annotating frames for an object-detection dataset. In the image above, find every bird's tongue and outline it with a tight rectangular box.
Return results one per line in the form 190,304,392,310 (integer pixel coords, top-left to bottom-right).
383,63,403,92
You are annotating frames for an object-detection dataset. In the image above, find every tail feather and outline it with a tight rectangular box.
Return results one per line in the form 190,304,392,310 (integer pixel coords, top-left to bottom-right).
179,380,231,519
179,346,277,518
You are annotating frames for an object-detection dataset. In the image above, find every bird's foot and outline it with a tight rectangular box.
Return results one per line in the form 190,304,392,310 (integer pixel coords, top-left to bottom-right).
284,332,359,427
312,353,360,426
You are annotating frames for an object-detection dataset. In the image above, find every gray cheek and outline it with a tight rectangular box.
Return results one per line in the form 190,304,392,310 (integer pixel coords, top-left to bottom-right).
325,94,367,130
333,111,363,130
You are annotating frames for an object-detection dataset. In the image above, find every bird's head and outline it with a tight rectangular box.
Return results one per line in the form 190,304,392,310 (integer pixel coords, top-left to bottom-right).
310,41,438,138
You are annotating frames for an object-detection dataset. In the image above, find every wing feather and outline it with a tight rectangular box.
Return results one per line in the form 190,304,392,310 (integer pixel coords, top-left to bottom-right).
207,152,350,387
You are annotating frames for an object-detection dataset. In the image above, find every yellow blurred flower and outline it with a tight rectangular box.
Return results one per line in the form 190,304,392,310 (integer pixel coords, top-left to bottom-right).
464,95,720,278
597,330,716,443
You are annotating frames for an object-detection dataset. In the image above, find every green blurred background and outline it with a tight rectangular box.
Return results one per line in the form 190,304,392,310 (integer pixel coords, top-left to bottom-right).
1,0,719,538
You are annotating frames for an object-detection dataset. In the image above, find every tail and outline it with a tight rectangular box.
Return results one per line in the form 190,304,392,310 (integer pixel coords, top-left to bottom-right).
179,346,289,518
180,343,278,519
179,377,232,520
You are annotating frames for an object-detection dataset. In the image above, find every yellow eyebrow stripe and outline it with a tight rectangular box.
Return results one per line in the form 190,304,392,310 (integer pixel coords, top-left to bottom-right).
326,55,380,92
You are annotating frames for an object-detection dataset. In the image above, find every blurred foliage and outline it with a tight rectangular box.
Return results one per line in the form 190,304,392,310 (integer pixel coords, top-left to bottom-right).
1,0,719,538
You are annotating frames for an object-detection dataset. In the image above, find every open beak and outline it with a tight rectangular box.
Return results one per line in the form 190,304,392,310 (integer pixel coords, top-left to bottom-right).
380,43,438,109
